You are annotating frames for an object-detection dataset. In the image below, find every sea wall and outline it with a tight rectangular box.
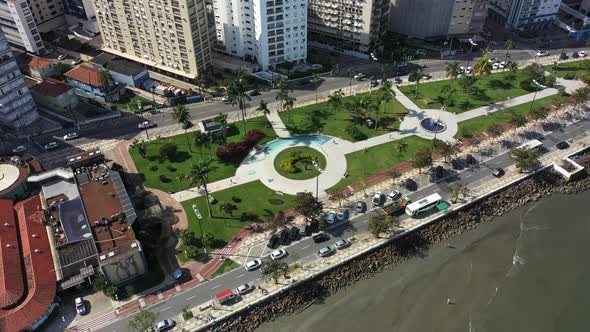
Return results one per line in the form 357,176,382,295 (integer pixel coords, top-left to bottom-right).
208,153,590,332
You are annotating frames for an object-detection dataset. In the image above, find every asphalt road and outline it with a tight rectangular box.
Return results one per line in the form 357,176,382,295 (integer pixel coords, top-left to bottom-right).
97,114,590,332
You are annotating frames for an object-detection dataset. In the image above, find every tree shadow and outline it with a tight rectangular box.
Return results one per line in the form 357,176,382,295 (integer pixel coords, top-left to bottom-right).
487,79,512,90
378,116,398,129
170,151,192,163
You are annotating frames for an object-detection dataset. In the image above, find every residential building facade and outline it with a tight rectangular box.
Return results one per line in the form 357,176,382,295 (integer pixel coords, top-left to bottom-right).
64,65,124,102
308,0,389,55
0,33,39,129
64,0,100,34
90,52,150,88
0,0,46,54
213,0,307,69
93,0,212,80
29,57,57,80
505,0,561,30
27,0,67,33
31,78,80,112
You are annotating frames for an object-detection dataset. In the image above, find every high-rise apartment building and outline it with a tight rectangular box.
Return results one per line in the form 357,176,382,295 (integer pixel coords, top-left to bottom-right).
307,0,390,55
0,0,46,54
389,0,488,39
213,0,307,69
64,0,100,35
27,0,66,33
505,0,561,30
93,0,211,79
0,33,39,129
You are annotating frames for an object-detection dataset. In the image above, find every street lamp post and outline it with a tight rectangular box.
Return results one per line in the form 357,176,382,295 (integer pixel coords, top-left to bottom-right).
429,106,446,161
529,79,542,112
315,161,323,201
192,204,207,254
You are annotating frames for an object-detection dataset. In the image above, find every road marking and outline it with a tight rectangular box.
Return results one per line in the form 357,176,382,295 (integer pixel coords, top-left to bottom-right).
236,273,245,279
301,245,311,250
211,284,222,289
161,306,171,311
186,295,196,301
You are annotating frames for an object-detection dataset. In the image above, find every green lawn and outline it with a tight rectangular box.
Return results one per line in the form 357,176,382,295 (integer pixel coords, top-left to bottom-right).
280,91,409,142
399,71,534,113
273,146,327,180
178,181,296,261
545,60,590,78
456,95,558,139
328,135,432,191
210,259,240,278
130,116,277,192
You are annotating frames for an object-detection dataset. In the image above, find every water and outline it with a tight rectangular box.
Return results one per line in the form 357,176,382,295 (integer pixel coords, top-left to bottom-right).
257,191,590,332
251,135,331,162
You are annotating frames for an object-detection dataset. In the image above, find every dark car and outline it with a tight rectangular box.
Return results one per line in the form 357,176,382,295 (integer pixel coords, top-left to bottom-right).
247,89,260,96
289,227,300,240
267,235,280,249
492,168,505,178
429,166,445,183
560,52,568,60
309,220,319,233
466,154,477,165
318,219,328,231
300,225,311,237
312,233,330,243
279,229,290,245
355,200,366,213
556,141,570,150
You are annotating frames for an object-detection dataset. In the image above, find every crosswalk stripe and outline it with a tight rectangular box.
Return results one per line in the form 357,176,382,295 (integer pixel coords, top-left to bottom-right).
75,312,117,331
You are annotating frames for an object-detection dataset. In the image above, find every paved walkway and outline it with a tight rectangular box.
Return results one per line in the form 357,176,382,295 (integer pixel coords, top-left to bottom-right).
266,110,291,138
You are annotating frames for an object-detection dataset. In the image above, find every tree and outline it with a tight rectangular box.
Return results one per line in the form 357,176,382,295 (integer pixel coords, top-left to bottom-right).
276,78,296,122
294,192,323,222
179,230,198,246
203,232,215,248
395,139,408,156
368,213,393,238
523,63,545,83
380,63,391,78
509,147,541,173
572,87,590,111
172,104,192,152
312,72,321,104
226,69,251,134
412,149,432,174
529,106,549,122
473,56,492,77
264,214,281,234
52,62,73,80
97,69,114,87
215,112,229,138
450,183,471,203
346,67,356,95
179,160,215,217
445,62,461,89
434,140,458,162
459,75,478,102
504,39,514,62
376,81,395,130
128,309,156,332
387,168,401,185
409,68,424,97
220,202,237,216
193,131,209,160
261,260,289,284
136,141,147,159
327,89,344,119
159,141,177,161
510,114,527,129
487,123,504,140
328,190,346,208
507,61,519,80
193,72,207,94
256,100,270,127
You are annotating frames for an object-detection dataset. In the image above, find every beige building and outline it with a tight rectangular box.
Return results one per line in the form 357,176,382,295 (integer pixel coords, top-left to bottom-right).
308,0,390,55
31,78,79,112
28,0,66,32
92,0,211,80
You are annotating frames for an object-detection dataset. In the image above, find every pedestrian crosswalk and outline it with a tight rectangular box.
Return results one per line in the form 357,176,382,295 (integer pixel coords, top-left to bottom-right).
219,245,232,259
72,311,117,332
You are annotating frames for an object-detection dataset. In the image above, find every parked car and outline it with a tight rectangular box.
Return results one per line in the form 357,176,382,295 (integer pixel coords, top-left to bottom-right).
279,229,290,245
492,168,505,178
300,225,311,237
370,80,379,87
75,297,87,315
155,319,176,331
312,233,330,243
270,249,287,260
235,283,255,295
372,192,383,205
267,235,280,249
388,190,401,201
354,73,366,80
244,259,262,271
492,63,499,70
247,89,260,96
393,77,402,84
289,226,300,240
138,120,156,129
173,269,184,280
336,209,348,221
355,201,366,213
326,210,336,224
318,246,334,257
12,145,26,153
45,48,55,55
334,239,351,250
579,50,587,57
556,141,570,150
63,132,78,140
57,54,66,60
560,52,568,60
536,50,549,57
71,58,83,65
44,141,59,150
499,61,506,69
222,96,230,103
465,66,472,74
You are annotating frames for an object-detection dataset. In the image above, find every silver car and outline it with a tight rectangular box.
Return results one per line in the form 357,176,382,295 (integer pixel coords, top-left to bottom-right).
244,259,262,271
334,239,351,250
235,282,255,295
318,246,334,257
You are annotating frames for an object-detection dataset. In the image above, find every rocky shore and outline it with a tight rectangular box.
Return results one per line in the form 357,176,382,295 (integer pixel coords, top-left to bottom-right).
208,152,590,332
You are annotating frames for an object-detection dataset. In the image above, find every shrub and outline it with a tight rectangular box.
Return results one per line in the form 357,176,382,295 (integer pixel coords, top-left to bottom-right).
159,142,177,161
150,165,158,171
166,165,176,172
558,87,569,97
240,212,258,222
564,72,576,80
216,129,265,161
544,74,556,87
280,158,297,173
231,196,241,203
346,124,366,141
580,74,590,85
245,129,265,145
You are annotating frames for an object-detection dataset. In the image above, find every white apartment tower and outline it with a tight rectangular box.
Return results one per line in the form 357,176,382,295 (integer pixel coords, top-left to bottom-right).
0,32,38,129
93,0,211,79
0,0,46,54
213,0,307,69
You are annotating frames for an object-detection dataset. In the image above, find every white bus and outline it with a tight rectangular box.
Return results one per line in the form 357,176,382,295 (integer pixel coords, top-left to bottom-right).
405,193,442,217
517,139,542,151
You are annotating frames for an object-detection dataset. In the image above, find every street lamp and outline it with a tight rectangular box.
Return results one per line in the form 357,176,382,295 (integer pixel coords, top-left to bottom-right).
192,204,207,254
314,160,324,201
529,79,543,112
429,106,446,160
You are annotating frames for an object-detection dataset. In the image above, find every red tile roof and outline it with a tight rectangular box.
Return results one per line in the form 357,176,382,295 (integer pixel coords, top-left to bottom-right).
64,65,103,87
31,78,74,97
0,196,56,332
28,57,55,69
0,200,24,309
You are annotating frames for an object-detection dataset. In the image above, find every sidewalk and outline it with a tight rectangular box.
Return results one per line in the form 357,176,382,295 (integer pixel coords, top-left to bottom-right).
266,110,291,138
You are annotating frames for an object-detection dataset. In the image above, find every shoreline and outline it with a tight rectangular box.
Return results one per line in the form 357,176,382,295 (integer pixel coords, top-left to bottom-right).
208,153,590,332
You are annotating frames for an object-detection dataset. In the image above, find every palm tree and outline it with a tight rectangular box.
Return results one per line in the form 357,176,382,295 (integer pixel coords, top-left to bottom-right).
256,100,270,127
327,89,344,118
215,112,229,138
226,78,251,134
312,72,321,104
380,63,391,78
395,139,408,156
346,67,356,95
572,87,590,111
172,104,192,152
473,56,492,77
409,68,424,97
504,39,514,62
445,62,461,89
179,160,215,217
376,81,395,130
97,69,113,87
193,131,208,160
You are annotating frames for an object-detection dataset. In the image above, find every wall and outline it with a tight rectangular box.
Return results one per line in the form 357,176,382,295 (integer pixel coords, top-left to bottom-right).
32,90,79,113
389,0,455,39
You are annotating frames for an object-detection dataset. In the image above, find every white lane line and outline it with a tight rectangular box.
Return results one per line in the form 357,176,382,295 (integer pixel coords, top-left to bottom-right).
186,295,196,301
236,273,245,279
161,307,171,311
302,245,311,250
211,284,222,289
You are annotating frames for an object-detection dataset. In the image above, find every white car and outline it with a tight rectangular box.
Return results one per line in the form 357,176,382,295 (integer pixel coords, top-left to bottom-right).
44,141,59,150
75,297,87,315
499,61,506,69
492,63,499,70
334,239,351,250
336,209,347,221
388,190,401,201
235,282,255,295
137,120,155,129
63,132,78,140
536,50,549,57
326,210,336,224
318,246,334,257
57,54,66,60
372,192,383,205
155,319,176,331
459,65,465,73
71,58,83,65
12,145,26,153
465,66,472,74
270,249,287,260
580,50,587,57
244,259,262,271
354,73,366,80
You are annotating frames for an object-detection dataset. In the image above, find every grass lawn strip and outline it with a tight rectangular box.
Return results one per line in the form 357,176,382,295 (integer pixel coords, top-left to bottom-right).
328,135,432,192
130,116,277,192
210,259,240,278
399,70,535,114
280,91,409,142
455,95,558,139
545,60,590,79
178,181,296,261
273,146,327,180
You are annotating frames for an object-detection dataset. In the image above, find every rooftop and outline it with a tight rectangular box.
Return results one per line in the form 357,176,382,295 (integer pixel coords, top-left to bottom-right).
28,57,55,70
64,65,104,87
0,157,29,197
31,78,74,97
90,52,146,76
0,200,24,309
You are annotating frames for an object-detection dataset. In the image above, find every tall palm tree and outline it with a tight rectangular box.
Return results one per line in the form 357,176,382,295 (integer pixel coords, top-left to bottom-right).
256,100,270,127
97,69,113,87
312,72,321,104
327,89,344,117
226,79,251,134
346,67,356,96
180,160,215,217
473,56,492,77
172,104,192,152
395,139,408,156
409,68,424,97
377,81,395,130
504,39,514,62
215,112,228,138
445,62,461,89
380,63,391,78
193,131,208,160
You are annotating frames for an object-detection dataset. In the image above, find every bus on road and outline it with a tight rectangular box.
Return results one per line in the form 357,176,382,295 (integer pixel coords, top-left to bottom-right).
405,193,442,217
517,139,542,151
